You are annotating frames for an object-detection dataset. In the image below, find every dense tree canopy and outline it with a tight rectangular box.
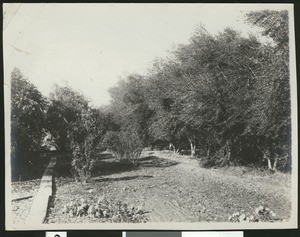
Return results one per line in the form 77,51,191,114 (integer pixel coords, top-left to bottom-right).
108,74,154,147
11,68,47,178
108,10,291,170
46,84,90,150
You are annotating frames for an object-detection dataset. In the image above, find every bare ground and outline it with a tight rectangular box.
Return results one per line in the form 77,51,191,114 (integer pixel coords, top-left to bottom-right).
10,152,51,225
11,180,41,225
46,150,291,223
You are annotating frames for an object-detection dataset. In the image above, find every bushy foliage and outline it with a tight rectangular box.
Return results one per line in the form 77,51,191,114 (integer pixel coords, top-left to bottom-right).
11,68,47,179
46,84,90,151
108,75,154,147
68,108,106,182
243,10,291,171
245,10,289,50
120,128,143,165
102,131,124,160
108,10,291,171
103,127,143,165
62,196,148,223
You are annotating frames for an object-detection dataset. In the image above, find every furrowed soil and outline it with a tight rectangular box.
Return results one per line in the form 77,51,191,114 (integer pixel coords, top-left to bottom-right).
46,150,292,223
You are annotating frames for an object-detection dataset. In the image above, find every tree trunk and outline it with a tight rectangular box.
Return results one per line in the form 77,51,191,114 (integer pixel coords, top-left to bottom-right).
192,145,196,158
267,156,273,170
169,142,176,154
206,148,210,157
225,141,231,161
273,154,278,171
266,150,278,171
189,138,196,158
263,148,273,171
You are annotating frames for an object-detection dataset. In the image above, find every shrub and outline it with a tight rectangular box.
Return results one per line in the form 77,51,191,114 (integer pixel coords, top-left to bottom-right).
62,196,148,223
68,108,105,182
102,131,125,160
103,128,143,165
120,129,143,165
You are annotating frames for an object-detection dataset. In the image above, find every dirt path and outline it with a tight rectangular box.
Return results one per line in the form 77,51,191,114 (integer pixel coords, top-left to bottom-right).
47,150,292,223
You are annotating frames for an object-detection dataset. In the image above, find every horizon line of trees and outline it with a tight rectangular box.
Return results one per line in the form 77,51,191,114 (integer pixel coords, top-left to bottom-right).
11,10,292,181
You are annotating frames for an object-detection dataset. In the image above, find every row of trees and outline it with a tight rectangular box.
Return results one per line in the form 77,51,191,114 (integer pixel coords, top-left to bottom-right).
11,10,291,182
107,10,291,170
11,70,142,181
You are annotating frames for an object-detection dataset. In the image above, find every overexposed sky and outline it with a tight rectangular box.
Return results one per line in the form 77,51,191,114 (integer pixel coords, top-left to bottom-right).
3,4,291,106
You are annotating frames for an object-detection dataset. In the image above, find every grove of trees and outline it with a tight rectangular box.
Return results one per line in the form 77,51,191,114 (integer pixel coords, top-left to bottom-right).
107,10,291,171
10,10,292,182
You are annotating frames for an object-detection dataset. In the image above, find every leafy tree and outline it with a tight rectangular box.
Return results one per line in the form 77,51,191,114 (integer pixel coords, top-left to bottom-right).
146,59,198,155
108,74,154,147
11,68,47,179
146,27,263,160
103,127,143,165
245,10,289,52
46,84,90,150
244,10,291,170
68,107,106,182
144,14,291,170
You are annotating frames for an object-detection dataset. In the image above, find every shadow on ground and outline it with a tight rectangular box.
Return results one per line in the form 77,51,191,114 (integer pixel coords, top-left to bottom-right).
92,154,135,177
93,175,154,182
53,152,179,181
92,154,179,177
54,152,73,178
138,156,179,168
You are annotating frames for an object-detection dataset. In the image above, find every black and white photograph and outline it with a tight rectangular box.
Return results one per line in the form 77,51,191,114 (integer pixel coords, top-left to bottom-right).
3,3,297,230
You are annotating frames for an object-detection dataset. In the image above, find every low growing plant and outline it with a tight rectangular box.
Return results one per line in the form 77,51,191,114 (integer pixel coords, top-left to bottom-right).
62,196,148,223
228,205,281,223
